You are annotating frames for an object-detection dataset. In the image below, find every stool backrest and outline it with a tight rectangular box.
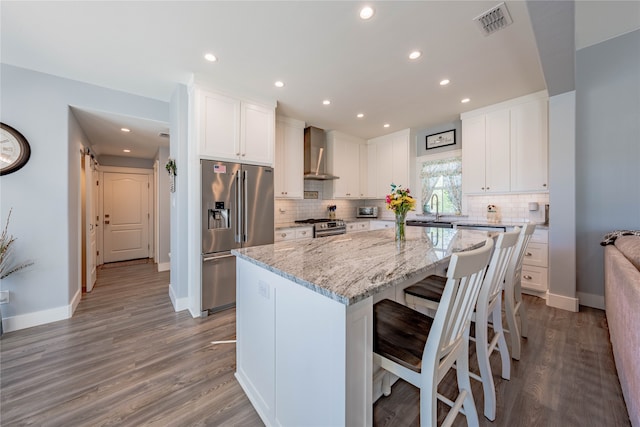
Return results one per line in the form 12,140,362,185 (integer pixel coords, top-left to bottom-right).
481,229,520,307
506,224,537,286
428,238,494,360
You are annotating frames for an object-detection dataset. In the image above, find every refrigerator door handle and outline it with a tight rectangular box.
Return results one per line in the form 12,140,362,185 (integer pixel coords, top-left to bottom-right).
235,171,242,243
243,170,249,243
203,253,235,262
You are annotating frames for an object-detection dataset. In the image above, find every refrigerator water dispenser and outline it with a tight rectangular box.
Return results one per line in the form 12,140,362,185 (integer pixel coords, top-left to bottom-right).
208,206,230,230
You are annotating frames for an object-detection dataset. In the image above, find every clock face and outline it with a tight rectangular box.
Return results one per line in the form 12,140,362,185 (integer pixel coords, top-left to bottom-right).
0,123,31,176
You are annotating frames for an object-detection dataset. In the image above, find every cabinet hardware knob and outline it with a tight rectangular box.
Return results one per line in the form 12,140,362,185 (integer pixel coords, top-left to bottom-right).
525,252,532,256
481,187,485,190
236,152,241,156
241,153,246,157
281,233,286,237
486,187,490,190
543,183,547,187
523,275,533,280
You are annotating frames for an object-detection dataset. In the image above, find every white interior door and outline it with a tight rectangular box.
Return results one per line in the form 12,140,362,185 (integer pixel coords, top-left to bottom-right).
103,172,150,263
85,155,97,292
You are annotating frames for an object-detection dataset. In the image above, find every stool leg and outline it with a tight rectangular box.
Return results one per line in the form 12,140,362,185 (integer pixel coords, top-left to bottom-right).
476,307,496,421
505,291,521,360
492,305,511,380
382,371,391,397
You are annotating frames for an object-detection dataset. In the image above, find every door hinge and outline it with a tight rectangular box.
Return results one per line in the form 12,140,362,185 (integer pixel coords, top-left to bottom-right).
96,180,99,186
148,182,150,188
148,213,150,219
97,250,100,256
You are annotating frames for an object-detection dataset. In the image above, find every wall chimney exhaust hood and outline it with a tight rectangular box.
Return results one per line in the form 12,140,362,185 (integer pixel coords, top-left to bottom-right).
304,126,339,180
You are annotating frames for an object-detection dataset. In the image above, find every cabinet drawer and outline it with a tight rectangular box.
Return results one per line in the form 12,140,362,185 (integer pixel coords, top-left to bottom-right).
275,229,296,242
530,228,548,244
523,242,548,267
370,220,394,230
346,222,371,233
521,265,548,292
295,227,313,240
357,222,370,232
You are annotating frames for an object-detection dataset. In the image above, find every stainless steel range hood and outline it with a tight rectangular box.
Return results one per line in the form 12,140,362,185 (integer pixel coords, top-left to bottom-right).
304,126,339,180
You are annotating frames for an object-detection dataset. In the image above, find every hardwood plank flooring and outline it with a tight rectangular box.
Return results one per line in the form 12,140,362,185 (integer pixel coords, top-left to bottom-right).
1,263,630,426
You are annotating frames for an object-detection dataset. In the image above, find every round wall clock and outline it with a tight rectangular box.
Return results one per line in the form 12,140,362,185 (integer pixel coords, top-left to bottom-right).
0,123,31,176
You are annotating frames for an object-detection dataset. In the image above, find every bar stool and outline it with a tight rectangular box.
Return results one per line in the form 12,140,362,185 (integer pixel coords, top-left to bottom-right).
373,238,493,427
404,230,520,421
503,223,536,360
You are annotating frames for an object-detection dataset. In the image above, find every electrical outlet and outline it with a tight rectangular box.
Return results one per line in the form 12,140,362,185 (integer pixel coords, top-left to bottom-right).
0,290,9,304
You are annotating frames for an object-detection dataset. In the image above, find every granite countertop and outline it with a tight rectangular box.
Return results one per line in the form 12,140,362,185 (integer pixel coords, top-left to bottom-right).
233,227,492,306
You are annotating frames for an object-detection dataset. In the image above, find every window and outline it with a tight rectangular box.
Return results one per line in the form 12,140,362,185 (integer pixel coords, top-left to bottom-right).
420,155,462,214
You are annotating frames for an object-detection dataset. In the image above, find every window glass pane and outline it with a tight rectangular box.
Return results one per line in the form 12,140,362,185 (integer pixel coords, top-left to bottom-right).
420,156,462,214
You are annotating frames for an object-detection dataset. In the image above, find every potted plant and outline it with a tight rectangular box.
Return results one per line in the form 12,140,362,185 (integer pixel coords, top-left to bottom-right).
0,209,33,336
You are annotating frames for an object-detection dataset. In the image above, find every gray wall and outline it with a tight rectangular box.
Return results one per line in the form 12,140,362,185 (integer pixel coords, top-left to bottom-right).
575,29,640,296
0,64,169,324
157,146,171,265
98,155,155,169
415,120,462,157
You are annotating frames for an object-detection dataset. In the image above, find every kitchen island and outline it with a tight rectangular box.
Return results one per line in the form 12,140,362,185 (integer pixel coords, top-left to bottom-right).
232,227,491,427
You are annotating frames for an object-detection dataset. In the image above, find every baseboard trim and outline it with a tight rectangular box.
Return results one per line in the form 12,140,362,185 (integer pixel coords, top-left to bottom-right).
547,291,579,312
168,284,189,312
157,262,170,272
577,292,605,310
2,297,78,333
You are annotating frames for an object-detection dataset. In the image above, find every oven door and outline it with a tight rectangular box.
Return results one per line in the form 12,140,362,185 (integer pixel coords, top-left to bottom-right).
315,228,347,238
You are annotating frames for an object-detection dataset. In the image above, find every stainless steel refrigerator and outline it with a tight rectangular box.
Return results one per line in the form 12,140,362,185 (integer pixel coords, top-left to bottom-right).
201,160,274,314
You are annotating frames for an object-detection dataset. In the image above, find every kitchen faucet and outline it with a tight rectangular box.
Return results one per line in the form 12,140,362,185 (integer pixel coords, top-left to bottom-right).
430,193,440,221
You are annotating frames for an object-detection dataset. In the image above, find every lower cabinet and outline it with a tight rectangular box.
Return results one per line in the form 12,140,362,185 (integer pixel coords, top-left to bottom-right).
521,228,548,293
274,226,313,242
346,221,370,233
369,220,394,230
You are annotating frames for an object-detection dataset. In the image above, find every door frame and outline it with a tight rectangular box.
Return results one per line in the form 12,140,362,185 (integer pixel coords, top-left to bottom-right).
98,166,155,263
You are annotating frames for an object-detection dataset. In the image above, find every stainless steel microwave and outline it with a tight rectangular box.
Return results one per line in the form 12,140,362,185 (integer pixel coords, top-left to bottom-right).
357,206,378,218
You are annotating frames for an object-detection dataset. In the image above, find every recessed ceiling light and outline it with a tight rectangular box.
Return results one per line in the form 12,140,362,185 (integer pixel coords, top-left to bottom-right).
204,53,217,62
383,123,390,128
440,79,450,86
274,81,285,88
123,149,131,153
357,113,364,118
409,51,422,60
461,98,471,103
323,100,331,105
120,128,130,132
359,6,375,20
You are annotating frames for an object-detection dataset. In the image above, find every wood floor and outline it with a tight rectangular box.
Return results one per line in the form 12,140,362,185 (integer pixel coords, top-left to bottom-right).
0,263,630,426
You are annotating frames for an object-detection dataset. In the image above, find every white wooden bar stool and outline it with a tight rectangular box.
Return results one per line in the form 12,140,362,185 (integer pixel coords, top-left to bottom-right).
373,238,493,427
404,230,520,421
503,223,536,360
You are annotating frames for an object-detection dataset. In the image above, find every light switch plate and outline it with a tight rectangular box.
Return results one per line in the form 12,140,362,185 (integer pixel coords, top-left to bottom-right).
0,290,9,304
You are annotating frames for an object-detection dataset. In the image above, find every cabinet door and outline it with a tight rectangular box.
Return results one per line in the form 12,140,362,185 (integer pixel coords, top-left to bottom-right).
359,144,369,198
511,99,548,192
275,119,303,199
366,144,378,198
376,142,394,198
462,115,487,194
329,138,360,198
200,91,241,160
485,109,511,193
391,137,409,189
241,102,275,165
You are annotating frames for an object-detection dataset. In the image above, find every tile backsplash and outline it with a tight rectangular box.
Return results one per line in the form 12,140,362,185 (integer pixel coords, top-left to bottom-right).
275,181,549,225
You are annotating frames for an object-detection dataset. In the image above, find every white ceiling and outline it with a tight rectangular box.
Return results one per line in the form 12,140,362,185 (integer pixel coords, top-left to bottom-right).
1,1,637,159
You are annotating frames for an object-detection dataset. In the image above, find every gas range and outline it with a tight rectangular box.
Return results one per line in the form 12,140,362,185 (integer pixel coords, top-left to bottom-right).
294,218,347,238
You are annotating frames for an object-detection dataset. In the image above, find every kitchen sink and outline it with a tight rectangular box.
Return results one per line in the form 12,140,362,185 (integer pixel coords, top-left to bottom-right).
406,220,454,229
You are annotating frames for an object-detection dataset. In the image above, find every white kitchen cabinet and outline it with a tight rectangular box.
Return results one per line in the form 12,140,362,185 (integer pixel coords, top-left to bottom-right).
324,132,364,199
521,228,548,293
461,91,548,195
461,110,510,194
275,117,304,199
346,221,370,233
510,98,549,192
368,129,410,198
274,226,313,242
364,144,377,198
369,220,394,230
359,144,371,198
198,89,275,165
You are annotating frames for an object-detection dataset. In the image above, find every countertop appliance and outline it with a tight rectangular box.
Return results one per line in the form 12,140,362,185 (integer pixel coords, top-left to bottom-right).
356,206,378,218
303,126,339,180
201,160,274,315
294,218,346,237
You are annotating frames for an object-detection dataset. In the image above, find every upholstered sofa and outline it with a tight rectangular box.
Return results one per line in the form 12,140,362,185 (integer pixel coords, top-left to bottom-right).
604,235,640,426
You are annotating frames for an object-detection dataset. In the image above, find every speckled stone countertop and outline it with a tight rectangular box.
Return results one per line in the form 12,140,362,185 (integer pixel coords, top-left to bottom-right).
232,227,491,306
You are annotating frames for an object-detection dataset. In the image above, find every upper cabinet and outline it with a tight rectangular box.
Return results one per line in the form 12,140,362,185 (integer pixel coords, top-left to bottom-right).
275,117,305,199
324,131,364,199
368,129,410,198
198,89,275,165
461,91,548,194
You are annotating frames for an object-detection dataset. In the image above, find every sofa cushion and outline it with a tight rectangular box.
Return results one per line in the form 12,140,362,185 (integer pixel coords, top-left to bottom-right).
615,236,640,270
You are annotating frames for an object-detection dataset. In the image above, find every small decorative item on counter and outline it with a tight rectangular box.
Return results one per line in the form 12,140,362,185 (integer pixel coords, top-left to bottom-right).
327,204,337,219
487,204,500,224
386,184,416,241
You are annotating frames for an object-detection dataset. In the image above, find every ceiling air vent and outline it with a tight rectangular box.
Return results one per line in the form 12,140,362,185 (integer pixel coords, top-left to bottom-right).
473,2,513,36
158,132,170,138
